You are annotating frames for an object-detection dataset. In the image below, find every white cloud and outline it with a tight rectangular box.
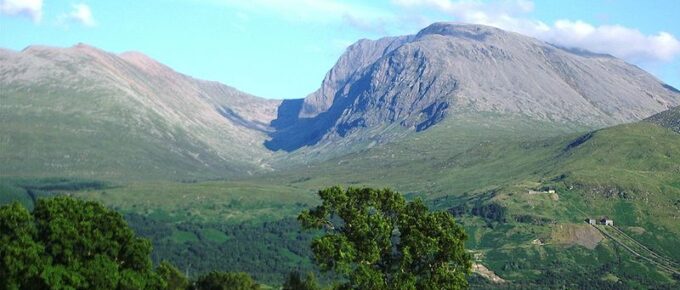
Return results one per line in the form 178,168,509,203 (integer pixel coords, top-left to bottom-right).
67,3,96,27
204,0,680,63
540,21,680,62
0,0,43,22
392,0,680,63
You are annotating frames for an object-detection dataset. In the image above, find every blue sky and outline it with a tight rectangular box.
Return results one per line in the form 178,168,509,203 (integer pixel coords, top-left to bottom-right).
1,0,679,99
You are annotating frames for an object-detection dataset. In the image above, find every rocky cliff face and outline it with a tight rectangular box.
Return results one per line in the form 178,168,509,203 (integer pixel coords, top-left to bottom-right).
266,23,680,152
299,35,413,118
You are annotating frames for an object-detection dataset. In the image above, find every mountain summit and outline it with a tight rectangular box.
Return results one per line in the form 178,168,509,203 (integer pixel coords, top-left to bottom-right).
266,23,680,151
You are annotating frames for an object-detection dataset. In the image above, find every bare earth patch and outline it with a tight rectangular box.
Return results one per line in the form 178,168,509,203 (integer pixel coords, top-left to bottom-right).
628,226,646,235
473,263,506,283
551,224,604,250
550,193,559,201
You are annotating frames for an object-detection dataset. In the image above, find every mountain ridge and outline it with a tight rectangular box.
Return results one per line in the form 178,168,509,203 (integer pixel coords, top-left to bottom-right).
0,43,280,179
2,23,680,178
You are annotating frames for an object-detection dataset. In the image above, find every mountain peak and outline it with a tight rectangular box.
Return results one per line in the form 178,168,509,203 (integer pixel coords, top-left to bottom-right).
19,43,108,59
73,42,96,49
415,22,507,40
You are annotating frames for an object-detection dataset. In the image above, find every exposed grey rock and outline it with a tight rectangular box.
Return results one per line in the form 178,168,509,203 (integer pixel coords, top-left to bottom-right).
299,35,413,118
267,22,680,152
645,105,680,133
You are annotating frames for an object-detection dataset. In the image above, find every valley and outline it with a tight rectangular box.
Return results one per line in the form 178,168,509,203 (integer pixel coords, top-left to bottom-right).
1,23,680,288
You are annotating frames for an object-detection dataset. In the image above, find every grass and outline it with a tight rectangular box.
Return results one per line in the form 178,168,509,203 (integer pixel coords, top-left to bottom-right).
73,180,319,224
170,230,199,243
254,113,589,198
200,228,230,243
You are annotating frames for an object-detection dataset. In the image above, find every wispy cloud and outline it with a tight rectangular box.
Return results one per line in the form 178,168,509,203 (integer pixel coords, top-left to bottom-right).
0,0,43,22
392,0,680,63
206,0,393,33
66,3,96,27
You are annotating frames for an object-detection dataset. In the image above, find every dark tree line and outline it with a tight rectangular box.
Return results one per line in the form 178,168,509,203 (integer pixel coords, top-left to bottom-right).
125,214,321,283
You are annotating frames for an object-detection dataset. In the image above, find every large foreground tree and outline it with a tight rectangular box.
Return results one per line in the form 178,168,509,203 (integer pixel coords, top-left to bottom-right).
0,197,163,289
298,187,471,290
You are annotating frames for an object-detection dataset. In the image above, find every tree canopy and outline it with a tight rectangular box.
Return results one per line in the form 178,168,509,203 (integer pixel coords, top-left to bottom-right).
191,271,260,290
156,261,189,290
0,196,163,289
282,271,320,290
298,186,471,290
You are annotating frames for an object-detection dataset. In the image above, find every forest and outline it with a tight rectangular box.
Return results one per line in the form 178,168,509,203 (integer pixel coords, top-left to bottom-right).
0,187,472,289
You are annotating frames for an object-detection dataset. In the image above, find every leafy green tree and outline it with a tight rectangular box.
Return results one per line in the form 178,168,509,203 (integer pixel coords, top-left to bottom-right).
192,272,260,290
156,261,189,290
0,202,46,289
298,187,471,290
0,197,163,289
282,271,320,290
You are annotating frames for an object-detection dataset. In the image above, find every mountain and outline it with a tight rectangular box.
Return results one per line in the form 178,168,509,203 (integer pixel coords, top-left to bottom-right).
0,44,279,180
266,23,680,152
3,23,679,178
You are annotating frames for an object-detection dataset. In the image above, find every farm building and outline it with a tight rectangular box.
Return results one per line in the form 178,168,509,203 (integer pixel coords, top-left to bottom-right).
586,218,596,225
600,218,614,226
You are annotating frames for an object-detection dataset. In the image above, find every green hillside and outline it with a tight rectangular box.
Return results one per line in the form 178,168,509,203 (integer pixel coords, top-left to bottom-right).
3,113,677,287
0,46,279,181
0,85,237,180
255,115,680,286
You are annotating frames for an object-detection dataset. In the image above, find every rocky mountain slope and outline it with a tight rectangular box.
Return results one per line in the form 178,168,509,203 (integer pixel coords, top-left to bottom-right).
0,44,280,180
267,23,680,152
646,105,680,133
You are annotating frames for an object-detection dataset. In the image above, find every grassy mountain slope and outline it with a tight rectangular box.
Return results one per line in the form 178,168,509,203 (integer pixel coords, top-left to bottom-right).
2,111,673,287
275,115,680,287
477,124,680,288
0,45,280,180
